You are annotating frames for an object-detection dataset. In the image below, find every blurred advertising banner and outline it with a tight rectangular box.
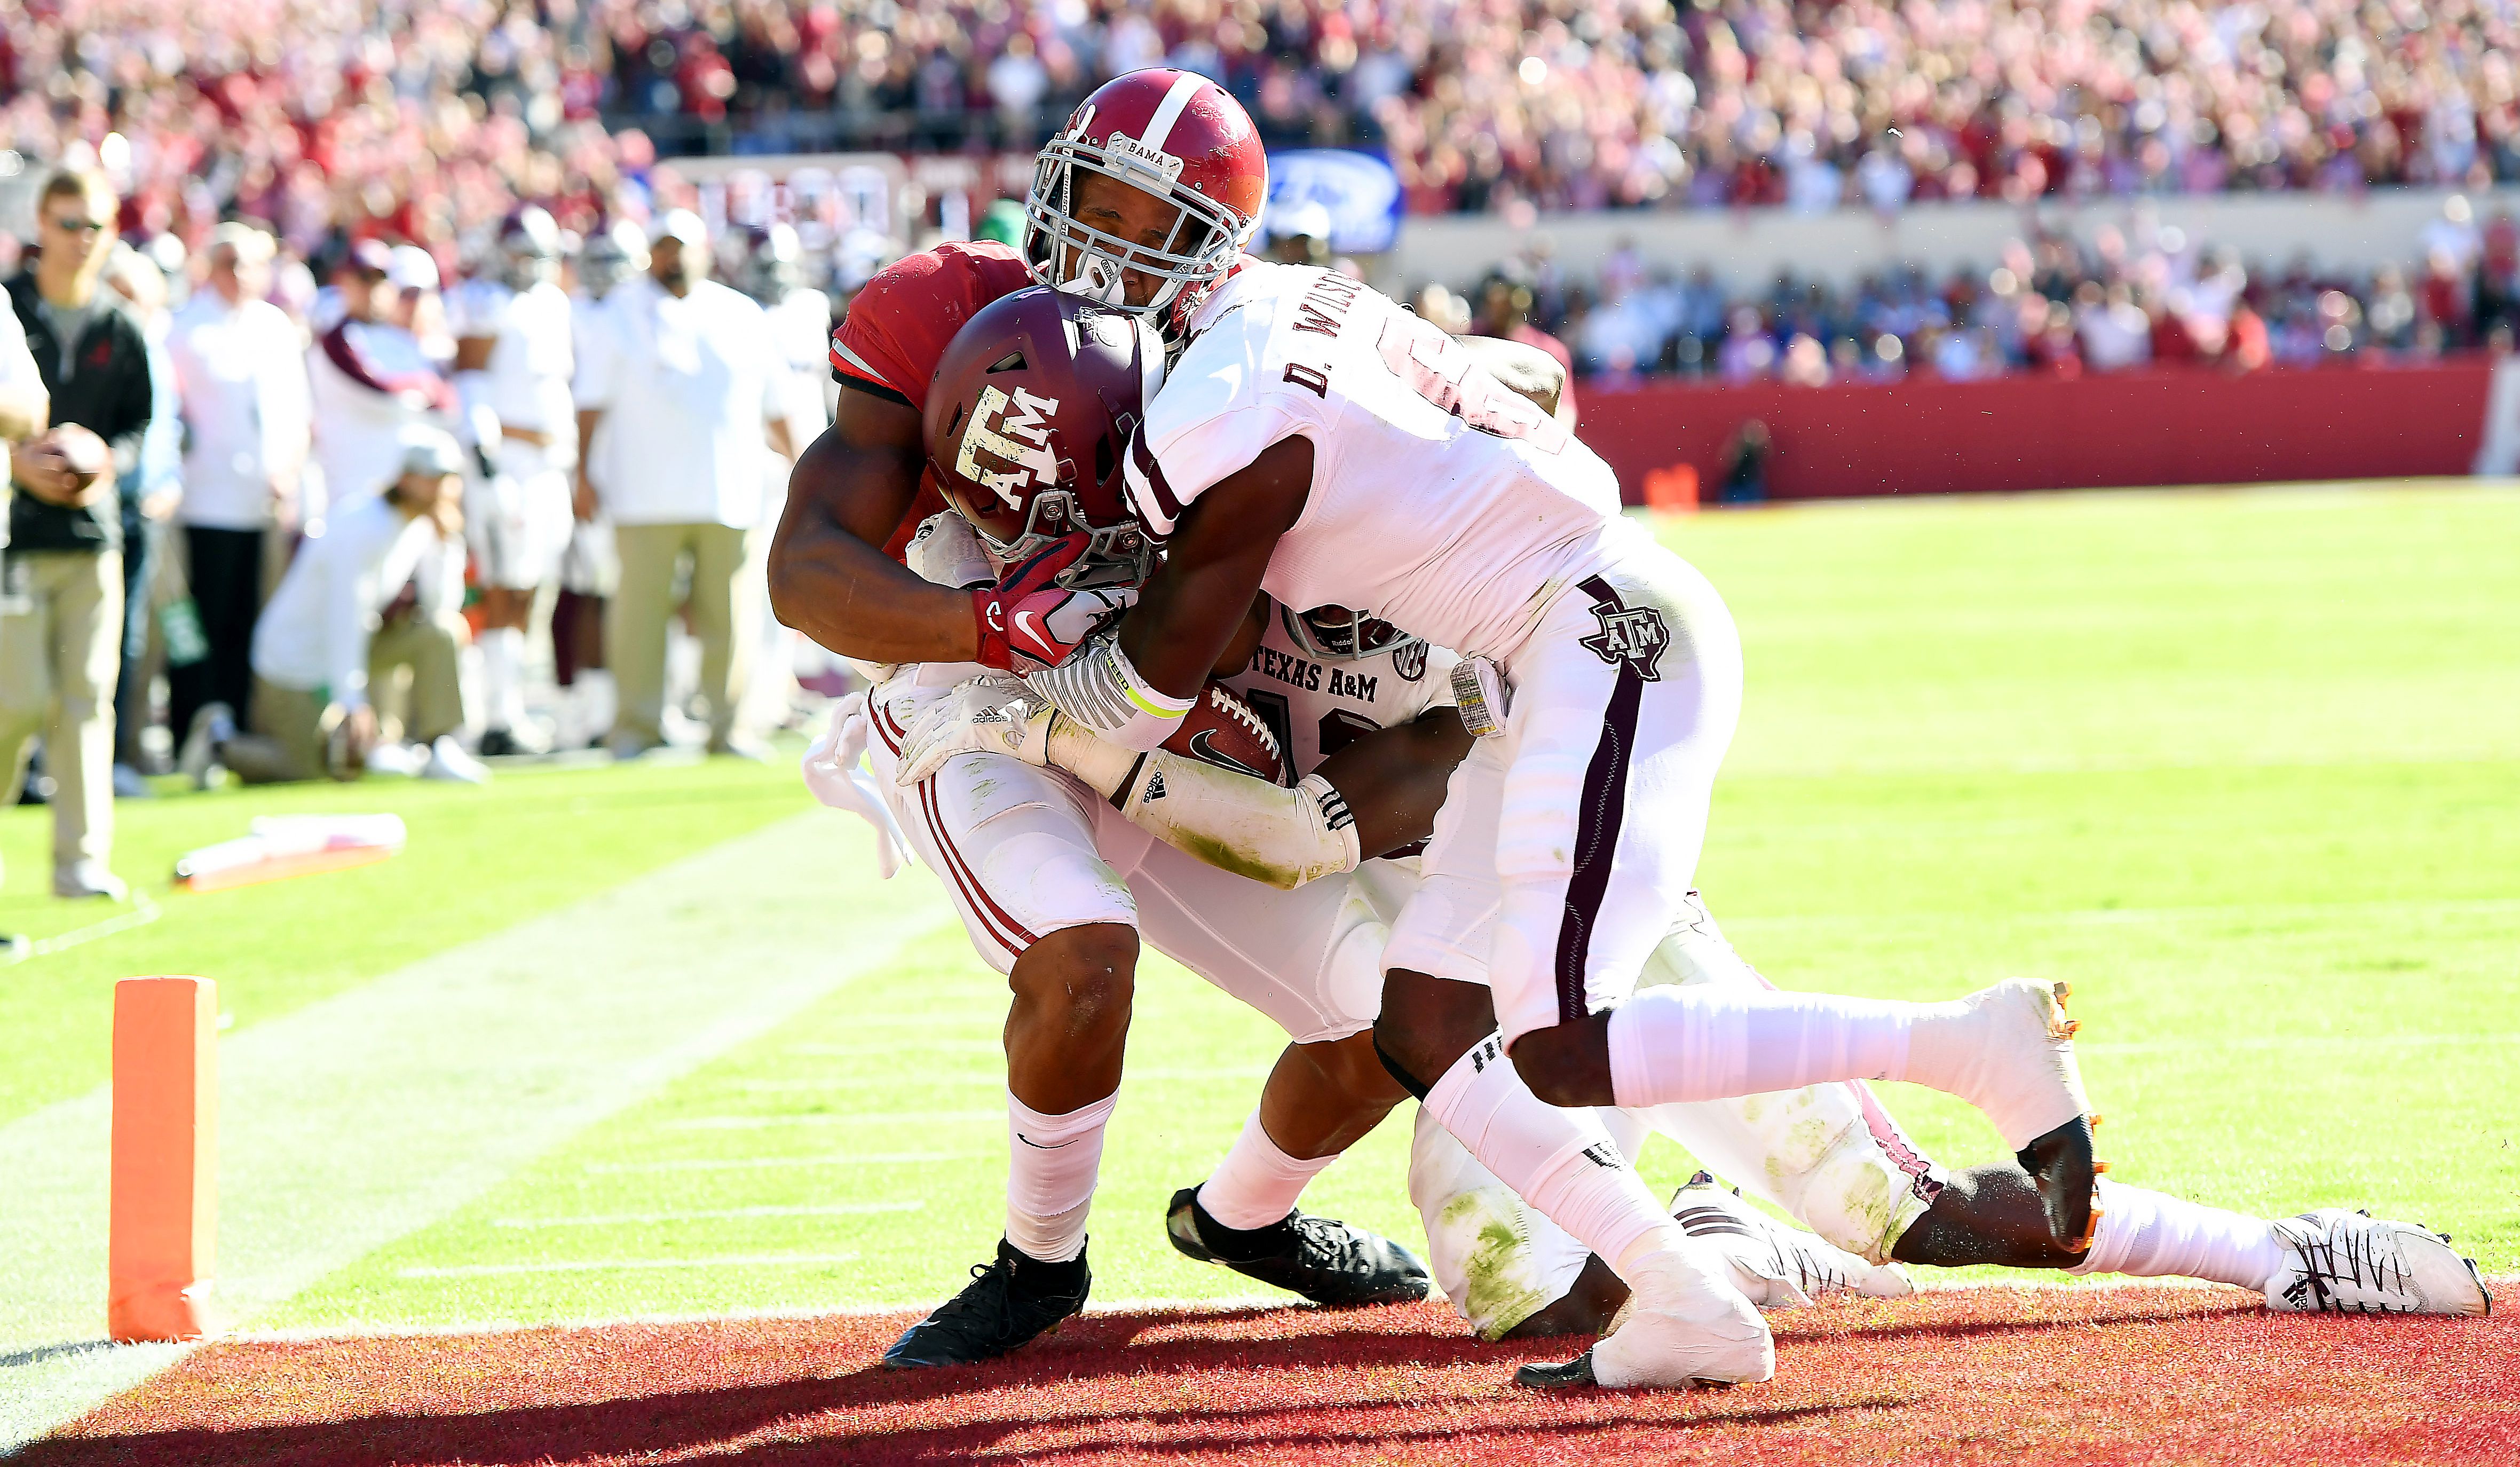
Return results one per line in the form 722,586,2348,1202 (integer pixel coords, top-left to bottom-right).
1265,150,1404,256
664,154,912,255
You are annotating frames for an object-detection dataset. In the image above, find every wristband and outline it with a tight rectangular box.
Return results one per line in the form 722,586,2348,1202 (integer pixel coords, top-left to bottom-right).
1023,633,1194,752
1451,656,1512,738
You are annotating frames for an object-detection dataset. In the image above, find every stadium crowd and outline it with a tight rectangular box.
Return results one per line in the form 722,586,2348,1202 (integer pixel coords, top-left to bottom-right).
11,0,2520,240
1427,195,2520,384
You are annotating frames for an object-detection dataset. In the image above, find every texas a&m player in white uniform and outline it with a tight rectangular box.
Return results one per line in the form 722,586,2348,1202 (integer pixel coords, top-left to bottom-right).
450,206,578,755
1016,254,2117,1387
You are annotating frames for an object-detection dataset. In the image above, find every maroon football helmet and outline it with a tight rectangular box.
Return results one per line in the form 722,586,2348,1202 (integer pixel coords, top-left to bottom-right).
924,286,1167,587
1024,68,1268,339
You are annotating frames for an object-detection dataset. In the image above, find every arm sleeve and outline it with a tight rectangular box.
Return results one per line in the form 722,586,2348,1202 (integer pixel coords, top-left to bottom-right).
1047,716,1359,889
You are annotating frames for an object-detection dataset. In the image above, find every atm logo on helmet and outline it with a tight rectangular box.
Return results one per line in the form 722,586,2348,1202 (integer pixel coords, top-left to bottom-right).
957,384,1065,506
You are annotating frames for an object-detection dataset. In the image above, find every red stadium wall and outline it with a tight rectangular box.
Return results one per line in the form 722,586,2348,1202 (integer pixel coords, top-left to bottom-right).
1577,359,2496,503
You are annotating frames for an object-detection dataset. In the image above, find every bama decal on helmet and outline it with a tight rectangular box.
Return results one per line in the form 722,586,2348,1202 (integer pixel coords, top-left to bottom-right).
954,384,1065,506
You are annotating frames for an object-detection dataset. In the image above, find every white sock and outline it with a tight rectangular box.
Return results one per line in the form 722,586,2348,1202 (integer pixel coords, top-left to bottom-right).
1607,985,1917,1108
1005,1089,1116,1263
1424,1035,1685,1278
482,626,526,731
2067,1180,2286,1290
1197,1109,1338,1231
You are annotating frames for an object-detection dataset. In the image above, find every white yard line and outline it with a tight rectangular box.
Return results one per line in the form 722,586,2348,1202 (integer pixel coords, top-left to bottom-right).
582,1152,980,1173
492,1202,922,1228
0,810,956,1453
396,1253,863,1279
665,1110,1006,1129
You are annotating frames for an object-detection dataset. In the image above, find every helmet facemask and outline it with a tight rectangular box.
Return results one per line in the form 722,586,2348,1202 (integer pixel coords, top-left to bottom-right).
968,480,1156,591
1284,603,1420,662
1024,121,1250,336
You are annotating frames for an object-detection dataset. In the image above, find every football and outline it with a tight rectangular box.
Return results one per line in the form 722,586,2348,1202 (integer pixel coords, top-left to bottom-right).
1163,682,1285,785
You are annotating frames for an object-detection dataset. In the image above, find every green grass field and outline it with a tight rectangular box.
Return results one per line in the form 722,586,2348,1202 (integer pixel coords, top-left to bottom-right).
7,484,2517,1365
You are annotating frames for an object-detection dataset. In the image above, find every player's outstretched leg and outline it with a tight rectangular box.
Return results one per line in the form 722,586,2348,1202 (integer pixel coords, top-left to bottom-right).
1166,1034,1429,1307
1525,973,2099,1248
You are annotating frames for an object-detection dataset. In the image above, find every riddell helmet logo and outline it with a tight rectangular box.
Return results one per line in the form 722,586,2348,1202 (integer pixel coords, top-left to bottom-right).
957,384,1064,506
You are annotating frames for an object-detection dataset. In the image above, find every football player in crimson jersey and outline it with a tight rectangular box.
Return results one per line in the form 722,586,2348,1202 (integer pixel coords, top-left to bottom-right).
773,72,1442,1370
903,608,2492,1339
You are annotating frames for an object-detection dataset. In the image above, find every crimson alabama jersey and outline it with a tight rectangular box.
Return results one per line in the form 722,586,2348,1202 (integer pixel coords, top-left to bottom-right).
1125,259,1641,660
827,240,1036,561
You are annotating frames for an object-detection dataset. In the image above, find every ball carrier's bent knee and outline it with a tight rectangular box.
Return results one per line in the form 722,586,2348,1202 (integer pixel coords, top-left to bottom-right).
1372,969,1506,1094
1005,922,1139,1113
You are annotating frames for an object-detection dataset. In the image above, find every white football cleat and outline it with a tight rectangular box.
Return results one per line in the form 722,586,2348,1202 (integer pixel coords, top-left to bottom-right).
1517,1241,1773,1390
2265,1209,2492,1317
1670,1173,1914,1308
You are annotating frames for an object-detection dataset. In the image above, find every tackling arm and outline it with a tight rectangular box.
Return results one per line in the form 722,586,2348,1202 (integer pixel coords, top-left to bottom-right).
1063,705,1471,888
767,388,984,664
1027,436,1312,751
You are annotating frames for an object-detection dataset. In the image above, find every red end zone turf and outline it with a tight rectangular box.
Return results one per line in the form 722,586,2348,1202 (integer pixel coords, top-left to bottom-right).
27,1285,2517,1466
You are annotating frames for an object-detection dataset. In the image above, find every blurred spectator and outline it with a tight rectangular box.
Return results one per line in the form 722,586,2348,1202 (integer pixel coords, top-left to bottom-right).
0,267,46,944
3,169,152,902
574,209,792,761
191,427,481,786
552,220,645,751
308,241,454,527
97,243,183,793
1719,419,1770,505
167,222,312,765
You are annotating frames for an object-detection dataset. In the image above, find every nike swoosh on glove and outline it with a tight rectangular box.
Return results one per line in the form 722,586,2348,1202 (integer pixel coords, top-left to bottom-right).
971,533,1136,671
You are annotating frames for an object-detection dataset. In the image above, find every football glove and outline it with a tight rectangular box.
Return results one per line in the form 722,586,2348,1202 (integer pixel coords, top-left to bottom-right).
970,533,1135,672
896,677,1061,786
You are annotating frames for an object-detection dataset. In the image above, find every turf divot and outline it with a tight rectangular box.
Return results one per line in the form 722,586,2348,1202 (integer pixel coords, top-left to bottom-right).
29,1284,2517,1465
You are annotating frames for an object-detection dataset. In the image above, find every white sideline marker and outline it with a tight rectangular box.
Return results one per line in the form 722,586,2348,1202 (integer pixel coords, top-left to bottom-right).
398,1252,861,1279
493,1202,921,1228
584,1151,977,1173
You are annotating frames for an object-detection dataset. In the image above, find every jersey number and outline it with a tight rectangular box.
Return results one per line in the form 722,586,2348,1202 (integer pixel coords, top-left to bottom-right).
1239,690,1381,771
1377,312,1570,453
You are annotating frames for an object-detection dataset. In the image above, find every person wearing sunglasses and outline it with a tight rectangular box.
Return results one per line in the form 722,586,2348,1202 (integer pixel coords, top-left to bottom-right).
3,169,153,904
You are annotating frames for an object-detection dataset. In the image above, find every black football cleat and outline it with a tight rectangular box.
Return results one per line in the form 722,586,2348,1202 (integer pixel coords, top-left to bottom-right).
2017,1115,2099,1251
1166,1185,1431,1308
881,1238,1091,1368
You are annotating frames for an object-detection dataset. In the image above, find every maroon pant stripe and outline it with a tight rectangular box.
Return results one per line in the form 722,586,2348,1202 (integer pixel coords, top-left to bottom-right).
1553,575,1645,1025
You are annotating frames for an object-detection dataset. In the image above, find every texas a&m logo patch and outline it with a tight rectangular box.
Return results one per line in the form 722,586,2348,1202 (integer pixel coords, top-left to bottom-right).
1579,588,1670,681
955,384,1063,506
